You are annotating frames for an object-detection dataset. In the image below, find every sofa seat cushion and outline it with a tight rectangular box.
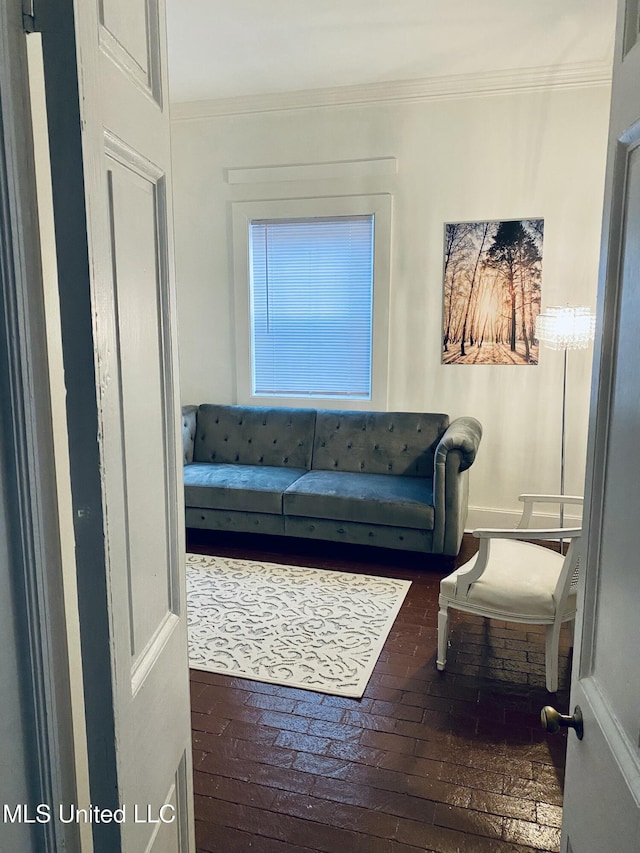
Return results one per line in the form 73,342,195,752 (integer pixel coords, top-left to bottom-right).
184,463,306,515
284,470,435,530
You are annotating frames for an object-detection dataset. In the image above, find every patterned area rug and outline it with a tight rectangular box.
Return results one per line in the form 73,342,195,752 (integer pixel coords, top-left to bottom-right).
186,554,411,698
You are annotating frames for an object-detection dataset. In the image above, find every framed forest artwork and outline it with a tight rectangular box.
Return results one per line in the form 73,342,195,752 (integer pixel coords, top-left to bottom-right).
442,218,543,365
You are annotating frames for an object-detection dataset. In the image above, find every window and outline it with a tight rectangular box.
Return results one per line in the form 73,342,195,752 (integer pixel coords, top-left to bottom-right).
232,195,391,409
249,215,374,399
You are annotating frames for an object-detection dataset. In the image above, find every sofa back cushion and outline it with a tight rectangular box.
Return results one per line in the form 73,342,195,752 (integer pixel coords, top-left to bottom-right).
312,410,449,476
194,404,316,469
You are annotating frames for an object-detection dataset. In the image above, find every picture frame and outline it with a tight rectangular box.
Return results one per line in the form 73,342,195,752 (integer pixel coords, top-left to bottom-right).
442,218,543,365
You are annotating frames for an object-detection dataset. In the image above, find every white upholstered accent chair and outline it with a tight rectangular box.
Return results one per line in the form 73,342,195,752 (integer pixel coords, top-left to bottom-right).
436,494,583,693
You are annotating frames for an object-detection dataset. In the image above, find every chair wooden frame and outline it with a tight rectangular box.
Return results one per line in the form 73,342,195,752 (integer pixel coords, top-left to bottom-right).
436,494,583,692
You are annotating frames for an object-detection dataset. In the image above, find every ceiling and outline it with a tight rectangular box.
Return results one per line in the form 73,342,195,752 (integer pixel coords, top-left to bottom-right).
166,0,617,105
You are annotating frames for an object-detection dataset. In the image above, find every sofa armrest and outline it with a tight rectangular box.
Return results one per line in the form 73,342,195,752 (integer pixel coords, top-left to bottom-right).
181,405,197,465
432,417,482,555
435,416,482,473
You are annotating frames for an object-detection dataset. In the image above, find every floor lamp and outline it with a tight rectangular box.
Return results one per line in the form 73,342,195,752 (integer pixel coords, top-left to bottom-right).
535,305,596,532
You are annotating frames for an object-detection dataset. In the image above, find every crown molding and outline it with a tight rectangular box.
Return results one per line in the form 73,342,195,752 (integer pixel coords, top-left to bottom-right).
170,60,612,122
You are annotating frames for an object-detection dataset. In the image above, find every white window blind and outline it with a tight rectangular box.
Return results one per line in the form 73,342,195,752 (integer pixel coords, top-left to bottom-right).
249,215,374,399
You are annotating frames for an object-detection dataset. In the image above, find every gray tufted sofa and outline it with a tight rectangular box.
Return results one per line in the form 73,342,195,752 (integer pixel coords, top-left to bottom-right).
182,404,482,556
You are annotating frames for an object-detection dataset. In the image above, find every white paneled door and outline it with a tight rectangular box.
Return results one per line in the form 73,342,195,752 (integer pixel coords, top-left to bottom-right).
38,0,194,850
560,1,640,850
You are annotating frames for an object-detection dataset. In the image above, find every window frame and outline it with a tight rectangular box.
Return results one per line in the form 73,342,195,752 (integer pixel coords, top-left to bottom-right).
231,194,392,409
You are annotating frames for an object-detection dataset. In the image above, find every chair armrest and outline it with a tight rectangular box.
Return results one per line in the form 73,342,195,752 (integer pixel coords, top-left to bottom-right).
473,527,581,540
517,494,583,529
518,494,584,505
435,417,483,473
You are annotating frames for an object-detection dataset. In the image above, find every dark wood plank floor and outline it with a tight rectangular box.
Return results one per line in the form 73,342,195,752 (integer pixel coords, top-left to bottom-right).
187,531,572,853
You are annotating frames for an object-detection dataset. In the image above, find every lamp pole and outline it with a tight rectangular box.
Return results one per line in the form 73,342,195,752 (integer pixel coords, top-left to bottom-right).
535,305,596,549
560,346,567,531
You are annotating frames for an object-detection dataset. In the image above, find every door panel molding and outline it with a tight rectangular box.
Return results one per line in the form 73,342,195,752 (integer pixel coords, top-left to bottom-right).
131,611,180,696
106,157,175,659
104,133,182,668
580,677,640,802
99,0,163,106
623,0,640,56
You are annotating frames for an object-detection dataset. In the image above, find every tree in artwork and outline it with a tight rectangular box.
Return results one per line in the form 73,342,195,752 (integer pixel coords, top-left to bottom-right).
442,218,543,365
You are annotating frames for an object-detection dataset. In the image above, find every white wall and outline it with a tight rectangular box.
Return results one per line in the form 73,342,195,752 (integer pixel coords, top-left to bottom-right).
171,83,611,526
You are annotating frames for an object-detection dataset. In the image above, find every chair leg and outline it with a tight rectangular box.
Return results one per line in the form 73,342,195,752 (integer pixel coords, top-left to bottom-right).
545,622,562,692
436,605,450,671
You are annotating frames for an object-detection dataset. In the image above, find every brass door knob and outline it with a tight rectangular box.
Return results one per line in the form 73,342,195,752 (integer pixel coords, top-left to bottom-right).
541,705,584,740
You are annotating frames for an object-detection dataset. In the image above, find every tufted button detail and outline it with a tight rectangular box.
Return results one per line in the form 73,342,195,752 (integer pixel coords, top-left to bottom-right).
402,443,408,451
334,460,338,467
337,528,345,534
235,454,239,462
283,457,289,464
368,531,374,537
360,462,365,470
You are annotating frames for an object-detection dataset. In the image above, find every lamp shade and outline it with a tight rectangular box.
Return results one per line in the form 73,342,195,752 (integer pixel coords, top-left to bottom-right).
535,305,596,351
